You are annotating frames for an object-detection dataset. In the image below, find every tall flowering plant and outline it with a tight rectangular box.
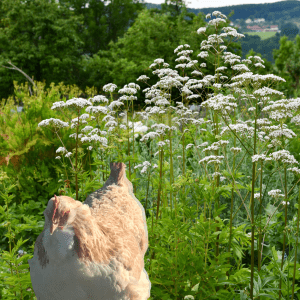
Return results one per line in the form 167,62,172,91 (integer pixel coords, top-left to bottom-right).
191,11,300,299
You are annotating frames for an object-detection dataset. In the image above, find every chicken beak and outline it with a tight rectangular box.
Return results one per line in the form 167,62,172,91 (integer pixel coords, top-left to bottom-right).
50,223,59,235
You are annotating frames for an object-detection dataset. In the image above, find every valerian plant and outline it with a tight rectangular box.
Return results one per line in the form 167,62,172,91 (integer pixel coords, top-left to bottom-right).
31,10,300,300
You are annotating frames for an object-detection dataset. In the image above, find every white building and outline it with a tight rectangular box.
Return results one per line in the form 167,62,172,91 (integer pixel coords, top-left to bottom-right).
254,18,265,23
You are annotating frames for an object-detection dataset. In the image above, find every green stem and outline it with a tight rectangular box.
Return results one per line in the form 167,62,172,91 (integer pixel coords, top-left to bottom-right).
126,103,131,180
182,125,185,218
89,149,92,181
291,185,300,299
279,166,288,299
258,160,263,272
156,114,164,220
132,99,136,194
144,143,152,213
169,103,174,216
228,117,236,277
213,40,221,266
54,130,75,173
250,102,258,300
75,111,79,200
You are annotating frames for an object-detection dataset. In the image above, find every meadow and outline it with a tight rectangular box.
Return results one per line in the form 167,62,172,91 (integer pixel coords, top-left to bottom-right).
244,31,277,40
1,10,300,300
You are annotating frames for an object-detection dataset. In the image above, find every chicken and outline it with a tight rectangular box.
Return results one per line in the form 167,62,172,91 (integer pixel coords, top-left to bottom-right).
28,162,151,300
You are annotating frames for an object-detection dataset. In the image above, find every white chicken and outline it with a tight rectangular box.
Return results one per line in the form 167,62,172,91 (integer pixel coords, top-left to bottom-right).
28,162,151,300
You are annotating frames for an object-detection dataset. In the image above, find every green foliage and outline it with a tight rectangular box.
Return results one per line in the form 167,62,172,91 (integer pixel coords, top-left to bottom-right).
279,22,299,39
0,80,100,210
272,35,300,99
58,0,146,54
0,0,85,105
0,237,33,299
0,181,42,299
146,203,241,299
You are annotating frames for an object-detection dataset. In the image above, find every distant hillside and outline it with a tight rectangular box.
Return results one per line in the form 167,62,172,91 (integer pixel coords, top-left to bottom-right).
143,0,300,24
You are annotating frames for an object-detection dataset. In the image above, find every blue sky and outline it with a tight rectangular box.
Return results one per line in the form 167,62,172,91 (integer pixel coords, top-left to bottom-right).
143,0,296,10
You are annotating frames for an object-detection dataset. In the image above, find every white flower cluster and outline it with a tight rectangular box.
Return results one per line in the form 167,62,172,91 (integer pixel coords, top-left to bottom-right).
252,154,269,163
287,167,300,175
140,131,160,142
38,118,69,130
268,189,285,198
269,150,298,165
201,94,237,114
230,147,242,154
202,140,229,152
211,171,222,178
263,98,300,122
199,155,224,165
134,161,152,174
220,122,254,138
